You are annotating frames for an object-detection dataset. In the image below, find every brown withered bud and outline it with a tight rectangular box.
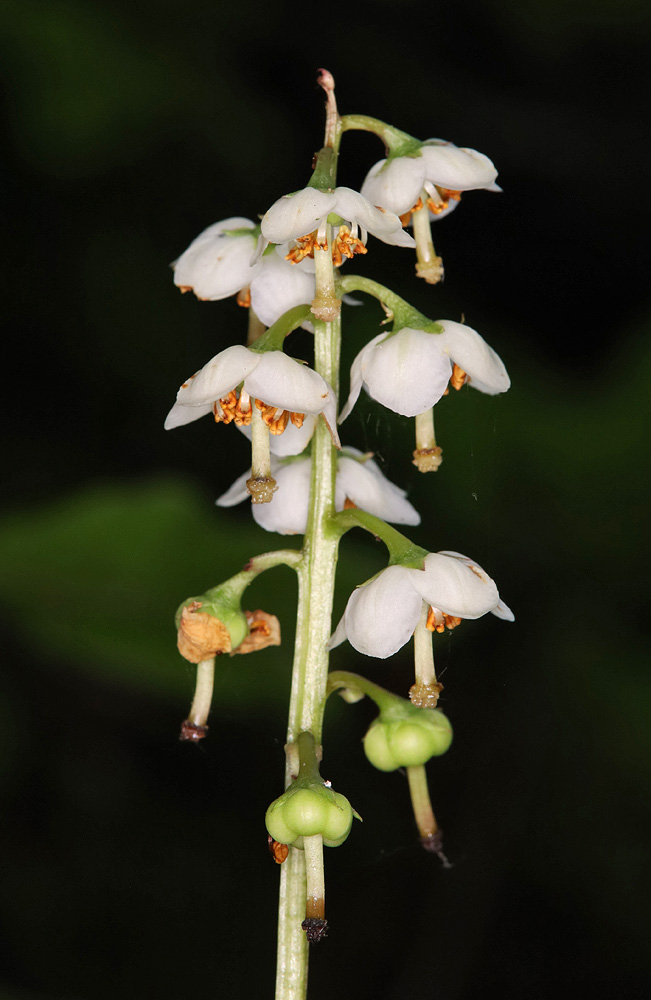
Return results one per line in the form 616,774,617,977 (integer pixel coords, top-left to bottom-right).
177,601,231,663
231,610,281,655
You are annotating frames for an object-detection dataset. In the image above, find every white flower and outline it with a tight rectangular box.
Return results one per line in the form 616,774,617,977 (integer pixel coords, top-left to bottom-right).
330,550,513,658
164,344,339,445
217,448,420,535
361,140,499,220
172,218,316,327
339,321,510,422
259,185,415,264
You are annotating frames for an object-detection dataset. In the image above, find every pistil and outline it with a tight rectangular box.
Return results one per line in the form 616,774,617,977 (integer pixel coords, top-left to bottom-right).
179,657,215,741
247,405,278,504
411,199,444,284
413,408,443,473
410,602,443,708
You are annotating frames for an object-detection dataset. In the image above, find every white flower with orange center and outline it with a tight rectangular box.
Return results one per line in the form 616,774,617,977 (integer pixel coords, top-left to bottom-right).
339,320,510,422
361,140,499,221
217,448,420,535
164,344,338,444
172,217,316,327
361,140,498,284
259,186,415,267
330,551,513,659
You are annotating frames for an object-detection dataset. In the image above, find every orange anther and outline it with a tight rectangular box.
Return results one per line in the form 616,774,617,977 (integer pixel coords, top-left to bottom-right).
236,286,251,308
449,364,468,391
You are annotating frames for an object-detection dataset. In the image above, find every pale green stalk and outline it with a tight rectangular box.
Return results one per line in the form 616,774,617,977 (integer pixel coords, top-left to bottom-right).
274,222,342,1000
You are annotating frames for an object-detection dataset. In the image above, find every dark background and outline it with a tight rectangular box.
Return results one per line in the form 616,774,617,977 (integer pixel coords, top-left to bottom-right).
1,1,650,997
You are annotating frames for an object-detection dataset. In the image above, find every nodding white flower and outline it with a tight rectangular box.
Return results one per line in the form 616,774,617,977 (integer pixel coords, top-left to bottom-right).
217,448,420,535
172,218,315,327
164,344,339,445
361,140,499,221
339,321,510,422
330,550,513,659
259,185,415,266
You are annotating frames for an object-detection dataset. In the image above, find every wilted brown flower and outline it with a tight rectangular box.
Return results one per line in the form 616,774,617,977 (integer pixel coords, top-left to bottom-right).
177,601,232,663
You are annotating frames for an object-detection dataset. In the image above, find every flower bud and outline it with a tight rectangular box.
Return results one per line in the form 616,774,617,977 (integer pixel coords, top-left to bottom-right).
363,710,452,772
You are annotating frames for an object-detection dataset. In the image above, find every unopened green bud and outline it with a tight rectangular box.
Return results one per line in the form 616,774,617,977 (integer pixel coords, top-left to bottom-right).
363,709,452,772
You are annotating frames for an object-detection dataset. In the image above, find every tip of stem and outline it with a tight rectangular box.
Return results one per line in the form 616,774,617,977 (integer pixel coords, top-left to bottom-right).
179,720,208,742
302,917,329,943
317,68,335,92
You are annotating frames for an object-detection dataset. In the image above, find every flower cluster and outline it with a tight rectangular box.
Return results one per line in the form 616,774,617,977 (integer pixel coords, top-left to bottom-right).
167,70,514,965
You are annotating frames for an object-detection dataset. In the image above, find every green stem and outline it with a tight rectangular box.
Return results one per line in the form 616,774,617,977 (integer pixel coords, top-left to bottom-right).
330,507,427,568
339,114,419,157
275,137,342,1000
326,670,405,716
336,274,441,333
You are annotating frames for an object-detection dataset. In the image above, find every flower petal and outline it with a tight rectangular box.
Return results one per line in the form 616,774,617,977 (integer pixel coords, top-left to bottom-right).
360,328,452,417
492,599,515,622
420,140,498,191
343,565,423,658
215,468,252,507
252,459,312,535
261,188,336,244
333,187,415,247
175,345,261,407
173,218,258,300
244,352,332,415
338,334,379,423
336,453,420,525
250,253,316,328
410,552,500,619
437,320,510,395
360,156,427,216
164,401,213,431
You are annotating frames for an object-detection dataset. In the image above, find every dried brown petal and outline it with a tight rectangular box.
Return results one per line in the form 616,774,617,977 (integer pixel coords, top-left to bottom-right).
232,610,281,655
177,601,231,663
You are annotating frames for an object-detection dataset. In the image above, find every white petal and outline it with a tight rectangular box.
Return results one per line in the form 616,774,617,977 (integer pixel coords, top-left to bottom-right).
420,140,498,191
164,401,213,430
173,218,258,300
319,382,341,449
244,352,332,415
338,334,381,423
333,187,415,247
344,565,422,658
360,328,452,417
250,254,316,327
336,455,420,525
175,345,260,407
261,188,336,244
492,599,515,622
237,413,318,457
252,459,312,535
360,156,427,216
410,552,500,619
215,468,252,507
437,320,510,395
328,613,348,650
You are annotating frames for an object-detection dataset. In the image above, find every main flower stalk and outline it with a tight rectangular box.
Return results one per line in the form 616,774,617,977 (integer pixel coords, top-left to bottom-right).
275,215,342,1000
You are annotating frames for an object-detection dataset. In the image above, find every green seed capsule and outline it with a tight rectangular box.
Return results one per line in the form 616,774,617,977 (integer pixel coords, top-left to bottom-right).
363,710,453,772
